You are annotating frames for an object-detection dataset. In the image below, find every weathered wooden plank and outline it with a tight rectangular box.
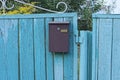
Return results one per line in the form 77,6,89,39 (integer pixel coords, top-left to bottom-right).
0,13,77,19
54,53,63,80
66,14,78,80
5,19,19,80
73,14,78,80
64,18,74,80
19,19,34,80
92,17,101,80
79,31,92,80
112,19,120,80
53,18,64,80
0,20,8,80
98,19,112,80
87,31,92,80
92,18,97,80
92,14,120,19
34,18,46,80
80,31,88,80
45,18,54,80
95,18,100,80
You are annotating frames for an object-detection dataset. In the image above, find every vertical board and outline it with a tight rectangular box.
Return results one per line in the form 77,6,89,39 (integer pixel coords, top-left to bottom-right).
112,19,120,80
79,31,92,80
0,19,18,80
54,53,63,80
5,20,19,80
92,18,97,80
34,18,46,80
45,18,54,80
87,31,92,80
64,18,74,80
54,18,64,80
0,20,8,80
98,19,112,80
73,14,78,80
80,31,88,80
19,19,34,80
95,19,100,80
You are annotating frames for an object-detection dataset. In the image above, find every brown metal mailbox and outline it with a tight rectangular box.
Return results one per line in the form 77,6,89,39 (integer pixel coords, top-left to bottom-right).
49,22,69,52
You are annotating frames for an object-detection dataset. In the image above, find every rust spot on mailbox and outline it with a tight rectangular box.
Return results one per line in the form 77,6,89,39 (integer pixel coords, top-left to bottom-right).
49,22,69,52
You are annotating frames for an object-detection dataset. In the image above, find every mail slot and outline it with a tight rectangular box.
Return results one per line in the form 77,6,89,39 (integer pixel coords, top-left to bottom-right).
49,22,69,52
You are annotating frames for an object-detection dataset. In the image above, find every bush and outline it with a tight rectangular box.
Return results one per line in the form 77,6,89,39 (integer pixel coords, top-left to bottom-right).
0,2,37,15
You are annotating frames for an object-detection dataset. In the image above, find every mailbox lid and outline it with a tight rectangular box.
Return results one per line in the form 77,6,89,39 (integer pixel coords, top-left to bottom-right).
49,22,69,52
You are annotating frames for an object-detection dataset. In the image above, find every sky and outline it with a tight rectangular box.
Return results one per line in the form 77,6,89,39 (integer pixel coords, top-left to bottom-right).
104,0,120,14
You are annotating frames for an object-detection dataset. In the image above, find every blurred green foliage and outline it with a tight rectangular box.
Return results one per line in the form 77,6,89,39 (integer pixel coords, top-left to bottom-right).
1,0,103,30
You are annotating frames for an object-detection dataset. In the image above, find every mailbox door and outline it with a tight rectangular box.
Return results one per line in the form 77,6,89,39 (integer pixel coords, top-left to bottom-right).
49,22,69,52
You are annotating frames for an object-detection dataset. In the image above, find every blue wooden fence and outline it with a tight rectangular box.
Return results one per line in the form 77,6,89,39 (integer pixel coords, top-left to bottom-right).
92,14,120,80
0,13,92,80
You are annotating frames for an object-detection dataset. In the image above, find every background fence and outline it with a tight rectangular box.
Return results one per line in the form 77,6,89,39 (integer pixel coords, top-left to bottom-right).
92,14,120,80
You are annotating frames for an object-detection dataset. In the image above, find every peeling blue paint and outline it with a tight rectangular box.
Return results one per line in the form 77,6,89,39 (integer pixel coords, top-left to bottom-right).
0,20,16,44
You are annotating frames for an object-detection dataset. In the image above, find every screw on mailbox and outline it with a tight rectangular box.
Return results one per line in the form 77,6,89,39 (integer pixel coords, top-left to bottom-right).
57,27,60,30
